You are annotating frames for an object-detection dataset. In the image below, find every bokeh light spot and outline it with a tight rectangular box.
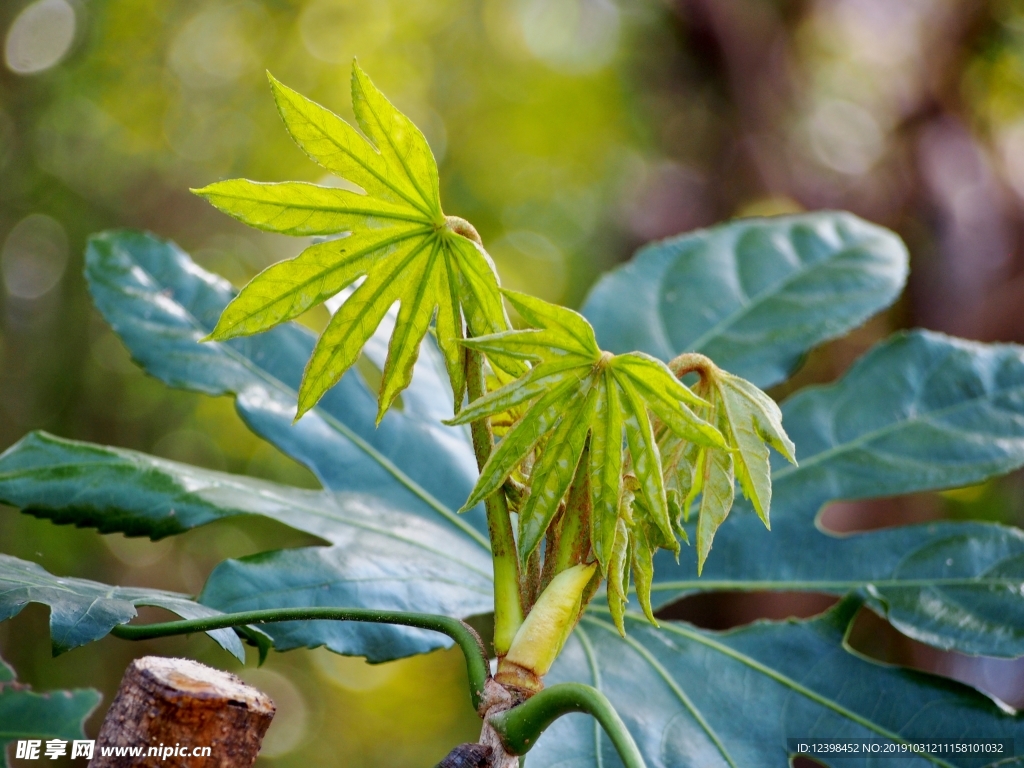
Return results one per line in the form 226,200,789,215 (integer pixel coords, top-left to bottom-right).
312,648,400,692
1,213,69,300
299,0,392,64
808,98,884,176
168,2,263,89
999,120,1024,203
519,0,619,75
490,230,566,303
237,668,309,758
4,0,76,75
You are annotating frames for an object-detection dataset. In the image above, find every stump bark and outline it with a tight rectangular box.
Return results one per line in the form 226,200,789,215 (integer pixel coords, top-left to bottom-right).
89,657,275,768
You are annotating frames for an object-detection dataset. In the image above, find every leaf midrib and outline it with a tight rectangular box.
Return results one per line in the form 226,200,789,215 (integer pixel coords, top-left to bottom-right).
205,191,431,226
98,257,490,551
0,462,492,580
214,574,491,602
681,239,889,357
224,227,431,333
647,578,1024,593
601,610,959,768
771,381,1024,485
582,616,738,768
355,86,439,221
274,84,433,219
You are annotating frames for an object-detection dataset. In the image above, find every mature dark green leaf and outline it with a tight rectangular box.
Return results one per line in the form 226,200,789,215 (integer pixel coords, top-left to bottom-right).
771,330,1024,507
451,292,724,575
0,433,492,661
582,212,909,388
84,230,488,548
648,331,1024,657
0,552,244,659
533,600,1023,768
195,64,519,418
0,653,100,768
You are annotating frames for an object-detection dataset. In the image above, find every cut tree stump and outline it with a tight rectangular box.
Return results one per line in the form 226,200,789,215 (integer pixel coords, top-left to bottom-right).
89,656,275,768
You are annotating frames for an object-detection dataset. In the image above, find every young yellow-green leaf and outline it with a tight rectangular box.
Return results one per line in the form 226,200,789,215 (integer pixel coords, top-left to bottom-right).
606,515,631,635
716,370,796,523
201,225,429,341
663,352,796,569
616,374,676,553
627,514,658,626
350,63,441,217
605,478,660,634
267,73,423,209
193,180,426,236
517,382,599,560
450,291,725,567
694,435,737,574
194,62,517,421
589,370,624,568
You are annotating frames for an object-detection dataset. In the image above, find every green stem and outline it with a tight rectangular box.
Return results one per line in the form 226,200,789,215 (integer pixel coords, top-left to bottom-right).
551,439,592,577
465,346,524,656
487,682,646,767
110,607,491,712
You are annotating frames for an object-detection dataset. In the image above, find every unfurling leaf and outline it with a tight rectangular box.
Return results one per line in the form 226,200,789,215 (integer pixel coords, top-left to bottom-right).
665,352,796,572
194,62,520,422
623,487,666,627
449,291,726,573
606,502,632,635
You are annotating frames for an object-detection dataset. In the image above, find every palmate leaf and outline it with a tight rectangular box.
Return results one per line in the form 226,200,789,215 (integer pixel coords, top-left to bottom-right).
663,355,796,571
450,291,725,588
0,652,100,768
581,212,1024,657
582,212,909,388
75,231,496,657
85,230,487,547
194,63,520,420
532,599,1023,768
0,551,245,660
647,331,1024,658
0,433,492,662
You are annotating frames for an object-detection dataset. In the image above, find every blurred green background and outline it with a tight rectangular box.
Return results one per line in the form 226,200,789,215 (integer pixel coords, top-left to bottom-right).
3,0,1024,765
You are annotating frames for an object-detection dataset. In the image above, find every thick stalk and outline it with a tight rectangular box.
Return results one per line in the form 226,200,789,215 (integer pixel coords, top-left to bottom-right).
465,346,524,656
487,682,646,768
110,607,490,712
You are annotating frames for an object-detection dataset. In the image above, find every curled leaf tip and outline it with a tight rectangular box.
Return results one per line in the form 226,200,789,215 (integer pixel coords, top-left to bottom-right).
445,215,482,245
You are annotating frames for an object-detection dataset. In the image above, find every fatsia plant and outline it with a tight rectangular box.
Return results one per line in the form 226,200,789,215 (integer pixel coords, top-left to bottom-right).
193,63,522,421
1,64,1023,768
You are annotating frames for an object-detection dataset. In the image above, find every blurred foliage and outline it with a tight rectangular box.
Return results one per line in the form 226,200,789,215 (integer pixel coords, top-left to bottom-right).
4,0,1024,765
